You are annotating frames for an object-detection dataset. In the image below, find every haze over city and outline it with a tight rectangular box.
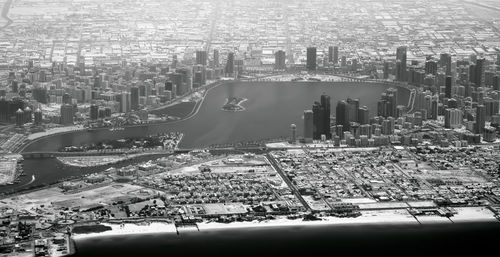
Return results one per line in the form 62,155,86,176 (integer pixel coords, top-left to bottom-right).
1,0,500,256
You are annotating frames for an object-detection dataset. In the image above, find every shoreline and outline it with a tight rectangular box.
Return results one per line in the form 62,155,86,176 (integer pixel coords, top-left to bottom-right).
19,80,408,154
71,207,499,241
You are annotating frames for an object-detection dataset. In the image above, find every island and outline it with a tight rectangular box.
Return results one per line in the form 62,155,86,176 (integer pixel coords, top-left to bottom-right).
221,97,248,112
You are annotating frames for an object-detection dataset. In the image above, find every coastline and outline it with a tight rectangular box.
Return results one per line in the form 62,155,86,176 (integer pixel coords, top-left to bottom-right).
70,207,499,241
19,80,408,154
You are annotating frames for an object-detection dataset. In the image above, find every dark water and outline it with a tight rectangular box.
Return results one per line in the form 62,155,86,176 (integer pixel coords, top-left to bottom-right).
0,82,409,194
23,82,409,152
72,222,500,257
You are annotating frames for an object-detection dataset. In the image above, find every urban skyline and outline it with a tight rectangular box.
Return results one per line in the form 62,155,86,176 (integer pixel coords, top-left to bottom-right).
1,0,500,256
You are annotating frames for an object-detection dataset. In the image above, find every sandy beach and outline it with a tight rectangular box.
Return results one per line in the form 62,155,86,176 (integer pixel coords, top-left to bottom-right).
71,207,499,241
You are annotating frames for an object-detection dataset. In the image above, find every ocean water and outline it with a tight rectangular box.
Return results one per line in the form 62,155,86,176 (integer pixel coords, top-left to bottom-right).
72,222,500,257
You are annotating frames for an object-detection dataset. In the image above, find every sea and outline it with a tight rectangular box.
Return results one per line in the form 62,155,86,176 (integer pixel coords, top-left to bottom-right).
72,222,500,257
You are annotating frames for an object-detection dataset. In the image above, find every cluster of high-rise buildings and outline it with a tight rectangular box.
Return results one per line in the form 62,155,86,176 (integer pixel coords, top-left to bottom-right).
0,49,240,128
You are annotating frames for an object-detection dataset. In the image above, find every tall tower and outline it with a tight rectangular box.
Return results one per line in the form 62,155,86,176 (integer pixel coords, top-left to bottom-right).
333,46,339,64
225,52,234,76
303,110,314,143
130,86,139,111
475,104,486,134
312,94,331,139
60,104,74,125
213,49,219,68
328,46,333,63
290,124,297,144
396,46,407,81
274,50,286,70
196,50,208,66
445,76,452,99
306,47,317,71
336,100,349,132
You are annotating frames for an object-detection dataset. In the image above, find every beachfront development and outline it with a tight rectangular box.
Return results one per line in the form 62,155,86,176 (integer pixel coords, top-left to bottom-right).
1,143,500,255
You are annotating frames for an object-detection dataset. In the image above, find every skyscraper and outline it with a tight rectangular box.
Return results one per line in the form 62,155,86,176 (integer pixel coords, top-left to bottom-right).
306,47,317,71
336,100,349,132
440,53,452,76
475,58,485,87
475,104,486,134
333,46,339,64
213,49,219,68
312,94,331,139
196,50,208,66
290,124,297,144
445,76,452,99
346,98,359,123
377,88,398,118
396,46,407,81
328,46,333,63
358,106,370,125
90,104,99,120
303,110,314,143
225,52,234,76
60,104,74,125
274,50,286,70
130,86,139,111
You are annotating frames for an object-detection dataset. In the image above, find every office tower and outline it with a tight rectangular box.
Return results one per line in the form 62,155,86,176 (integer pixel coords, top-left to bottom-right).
444,108,462,129
358,106,370,125
440,53,452,75
336,100,349,132
177,67,193,93
274,50,286,70
170,72,183,96
484,97,499,119
303,110,314,143
475,58,485,87
196,50,208,66
425,60,438,75
117,92,131,113
445,76,452,98
333,46,339,64
475,104,486,134
90,104,99,120
328,46,333,63
383,62,390,79
34,108,42,125
290,124,297,144
396,46,407,81
346,98,359,123
130,86,139,111
225,52,234,76
377,88,398,118
213,49,219,67
306,47,317,71
60,104,74,125
430,96,439,120
469,64,476,86
312,94,331,139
